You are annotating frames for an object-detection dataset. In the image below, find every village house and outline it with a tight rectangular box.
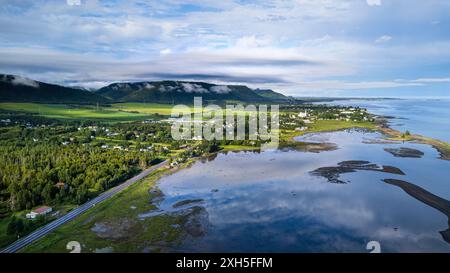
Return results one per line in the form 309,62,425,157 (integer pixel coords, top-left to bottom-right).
26,206,52,219
295,126,308,131
298,111,308,118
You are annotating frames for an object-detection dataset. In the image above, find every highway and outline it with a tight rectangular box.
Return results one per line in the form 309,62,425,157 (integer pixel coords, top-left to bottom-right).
0,160,168,253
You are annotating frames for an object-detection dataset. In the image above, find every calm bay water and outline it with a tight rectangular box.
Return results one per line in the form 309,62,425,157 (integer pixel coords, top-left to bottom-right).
318,99,450,142
149,129,450,253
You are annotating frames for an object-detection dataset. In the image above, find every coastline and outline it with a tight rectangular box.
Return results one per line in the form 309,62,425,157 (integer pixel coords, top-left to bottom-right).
20,154,222,253
280,119,377,153
375,116,450,160
278,114,449,160
19,109,450,253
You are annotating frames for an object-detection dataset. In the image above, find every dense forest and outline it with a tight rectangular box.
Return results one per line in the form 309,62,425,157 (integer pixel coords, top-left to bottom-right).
0,126,161,218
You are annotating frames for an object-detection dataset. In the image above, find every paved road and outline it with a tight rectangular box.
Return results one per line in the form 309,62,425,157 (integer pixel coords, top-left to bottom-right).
0,160,168,253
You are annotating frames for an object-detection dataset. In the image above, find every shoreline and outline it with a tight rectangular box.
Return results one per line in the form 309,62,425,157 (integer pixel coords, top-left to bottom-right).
278,114,449,160
18,108,450,253
375,116,450,160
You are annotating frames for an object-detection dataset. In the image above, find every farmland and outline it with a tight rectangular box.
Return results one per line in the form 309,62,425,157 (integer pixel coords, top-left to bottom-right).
0,103,158,122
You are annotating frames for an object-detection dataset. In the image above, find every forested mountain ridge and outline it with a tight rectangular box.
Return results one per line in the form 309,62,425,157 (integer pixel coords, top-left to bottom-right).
97,80,290,104
0,74,108,104
1,74,290,104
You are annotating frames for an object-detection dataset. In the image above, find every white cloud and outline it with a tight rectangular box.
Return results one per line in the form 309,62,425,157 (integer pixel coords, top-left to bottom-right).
410,77,450,83
3,40,450,95
210,85,231,94
181,83,208,93
294,80,423,91
1,1,450,97
66,0,81,6
0,75,39,88
142,83,154,90
366,0,382,6
160,48,172,55
235,36,272,48
375,35,392,43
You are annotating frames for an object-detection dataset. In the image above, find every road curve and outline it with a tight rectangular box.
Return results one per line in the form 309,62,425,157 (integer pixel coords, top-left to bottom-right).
0,160,168,253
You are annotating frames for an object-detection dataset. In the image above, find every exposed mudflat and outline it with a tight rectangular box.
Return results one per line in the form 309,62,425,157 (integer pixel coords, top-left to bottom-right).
362,138,400,144
310,160,405,184
138,194,210,240
383,178,450,243
181,206,209,237
280,141,338,153
91,219,136,239
384,147,424,158
173,199,204,208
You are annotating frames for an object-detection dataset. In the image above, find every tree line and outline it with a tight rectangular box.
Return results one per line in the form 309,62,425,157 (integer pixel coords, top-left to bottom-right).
0,136,159,217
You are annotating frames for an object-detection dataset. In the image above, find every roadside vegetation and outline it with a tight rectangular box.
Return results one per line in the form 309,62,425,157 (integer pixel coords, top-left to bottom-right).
20,165,189,253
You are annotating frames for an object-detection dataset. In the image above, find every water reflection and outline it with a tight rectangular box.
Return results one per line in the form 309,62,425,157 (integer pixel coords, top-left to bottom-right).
384,179,450,244
149,130,450,252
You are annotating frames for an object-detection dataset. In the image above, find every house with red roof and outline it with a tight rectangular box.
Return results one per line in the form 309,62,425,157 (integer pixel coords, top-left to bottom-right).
26,206,52,219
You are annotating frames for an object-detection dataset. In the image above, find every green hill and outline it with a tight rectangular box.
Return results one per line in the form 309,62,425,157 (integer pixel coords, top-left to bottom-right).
253,88,292,101
97,81,289,104
0,74,107,104
1,75,290,104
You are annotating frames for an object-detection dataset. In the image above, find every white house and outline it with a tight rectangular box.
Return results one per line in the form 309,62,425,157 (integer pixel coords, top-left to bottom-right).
26,206,52,219
298,111,308,118
295,127,307,131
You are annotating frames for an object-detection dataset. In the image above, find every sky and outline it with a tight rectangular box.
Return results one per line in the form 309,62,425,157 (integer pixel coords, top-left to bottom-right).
1,0,450,97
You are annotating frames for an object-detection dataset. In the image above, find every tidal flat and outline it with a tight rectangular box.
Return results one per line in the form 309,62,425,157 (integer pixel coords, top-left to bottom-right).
135,129,450,252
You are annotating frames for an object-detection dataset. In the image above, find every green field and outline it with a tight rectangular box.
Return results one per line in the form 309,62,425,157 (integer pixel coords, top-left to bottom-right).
111,103,256,116
281,120,377,141
304,120,376,134
112,103,179,115
221,144,260,151
0,103,156,122
0,102,262,123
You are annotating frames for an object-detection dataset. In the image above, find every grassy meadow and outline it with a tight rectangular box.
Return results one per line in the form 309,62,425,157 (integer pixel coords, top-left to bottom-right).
112,103,179,115
281,119,377,142
0,103,168,123
0,102,272,123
